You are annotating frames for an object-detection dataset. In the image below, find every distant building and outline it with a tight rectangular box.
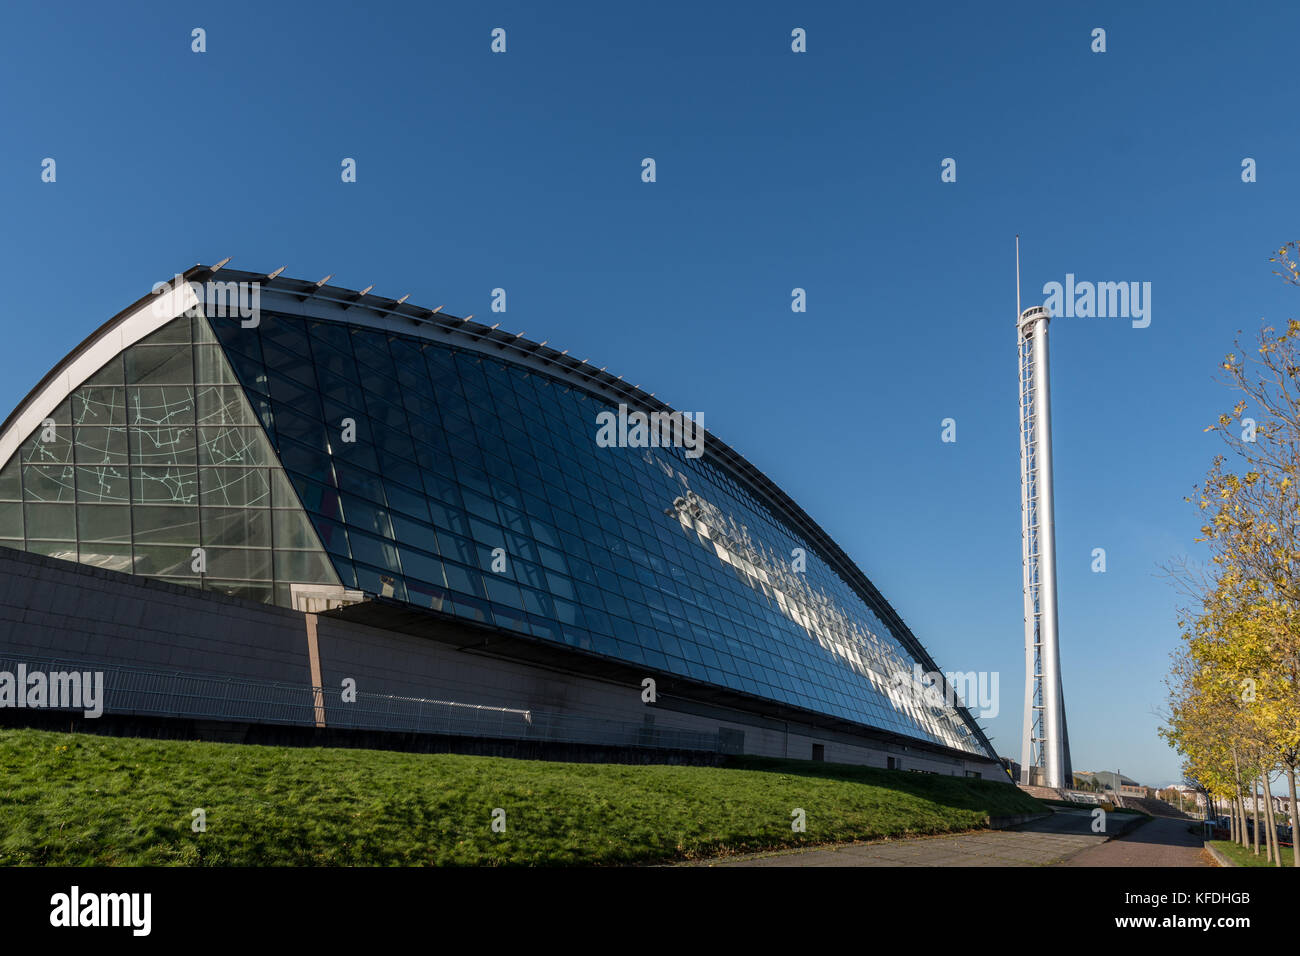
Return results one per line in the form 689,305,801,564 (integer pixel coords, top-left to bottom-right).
1077,770,1146,794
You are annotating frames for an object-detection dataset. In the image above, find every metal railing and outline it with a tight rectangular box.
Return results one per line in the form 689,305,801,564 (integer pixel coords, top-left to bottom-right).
0,653,725,753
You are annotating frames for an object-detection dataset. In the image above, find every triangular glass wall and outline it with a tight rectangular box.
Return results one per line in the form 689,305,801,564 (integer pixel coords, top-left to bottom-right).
0,310,339,606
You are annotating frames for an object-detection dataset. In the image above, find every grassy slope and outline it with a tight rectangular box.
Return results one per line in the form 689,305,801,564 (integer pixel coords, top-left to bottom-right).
0,728,1043,866
1208,839,1296,867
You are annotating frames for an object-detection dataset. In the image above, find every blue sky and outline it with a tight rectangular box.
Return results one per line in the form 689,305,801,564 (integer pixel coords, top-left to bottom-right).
3,1,1297,785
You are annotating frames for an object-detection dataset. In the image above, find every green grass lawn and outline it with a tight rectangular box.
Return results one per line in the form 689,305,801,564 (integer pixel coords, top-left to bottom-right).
0,728,1043,866
1208,839,1296,867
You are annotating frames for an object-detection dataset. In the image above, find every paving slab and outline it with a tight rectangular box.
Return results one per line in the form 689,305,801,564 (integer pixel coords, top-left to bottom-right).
694,809,1166,867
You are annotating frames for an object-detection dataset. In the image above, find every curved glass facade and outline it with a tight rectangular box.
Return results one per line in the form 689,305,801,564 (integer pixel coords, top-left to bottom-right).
0,284,994,759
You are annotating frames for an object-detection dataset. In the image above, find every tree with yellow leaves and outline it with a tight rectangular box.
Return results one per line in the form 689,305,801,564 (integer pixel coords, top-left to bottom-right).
1166,242,1300,866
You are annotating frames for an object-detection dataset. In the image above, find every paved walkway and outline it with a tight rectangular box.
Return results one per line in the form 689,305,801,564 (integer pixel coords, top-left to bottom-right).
698,810,1209,867
1059,815,1212,867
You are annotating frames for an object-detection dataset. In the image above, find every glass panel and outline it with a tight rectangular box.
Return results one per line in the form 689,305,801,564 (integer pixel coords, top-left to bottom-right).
271,508,320,551
24,502,76,540
130,424,196,466
77,504,132,543
21,465,75,502
194,345,240,384
76,465,130,503
132,543,198,577
27,540,78,559
348,530,401,573
21,427,73,465
73,387,127,426
198,427,272,467
139,317,191,345
206,547,272,580
200,467,270,507
75,426,128,464
77,541,133,572
196,386,258,426
132,505,200,545
0,503,22,538
133,466,199,504
128,385,195,426
0,458,20,500
396,547,444,587
203,507,271,549
273,549,334,582
126,345,193,385
84,357,125,388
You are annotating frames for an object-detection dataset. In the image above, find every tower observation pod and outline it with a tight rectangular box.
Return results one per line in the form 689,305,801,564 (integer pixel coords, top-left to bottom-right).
1017,303,1072,789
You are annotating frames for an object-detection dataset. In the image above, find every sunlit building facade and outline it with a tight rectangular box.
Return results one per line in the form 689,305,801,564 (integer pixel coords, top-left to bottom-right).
0,265,1002,774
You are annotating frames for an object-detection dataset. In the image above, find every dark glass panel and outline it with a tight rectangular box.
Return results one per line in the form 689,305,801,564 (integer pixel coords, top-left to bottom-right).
277,439,334,485
390,513,438,554
287,475,343,520
352,563,406,602
309,513,351,558
269,406,329,449
308,321,357,364
348,530,401,573
338,493,392,538
268,372,322,413
222,349,270,394
395,547,444,588
441,561,485,599
258,314,311,357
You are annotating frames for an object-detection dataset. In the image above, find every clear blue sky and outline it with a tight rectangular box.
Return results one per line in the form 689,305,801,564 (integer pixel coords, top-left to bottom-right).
3,1,1297,786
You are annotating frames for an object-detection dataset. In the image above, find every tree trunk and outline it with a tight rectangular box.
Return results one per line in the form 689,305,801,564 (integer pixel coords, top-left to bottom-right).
1287,762,1299,869
1251,780,1260,856
1263,772,1279,866
1233,749,1248,847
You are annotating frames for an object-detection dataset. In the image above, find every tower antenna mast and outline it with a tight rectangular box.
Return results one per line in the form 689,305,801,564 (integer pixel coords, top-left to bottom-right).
1016,236,1070,789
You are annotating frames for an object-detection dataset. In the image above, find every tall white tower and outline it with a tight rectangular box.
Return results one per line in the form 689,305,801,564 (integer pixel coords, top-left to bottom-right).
1016,240,1071,789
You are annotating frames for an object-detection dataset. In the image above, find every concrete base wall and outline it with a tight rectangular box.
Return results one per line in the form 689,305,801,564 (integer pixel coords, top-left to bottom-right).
0,546,1005,779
